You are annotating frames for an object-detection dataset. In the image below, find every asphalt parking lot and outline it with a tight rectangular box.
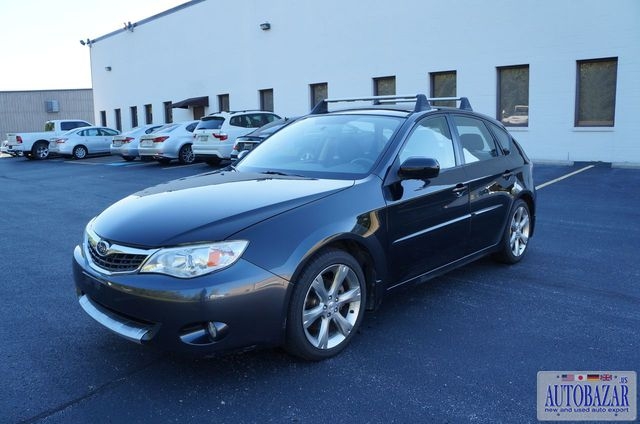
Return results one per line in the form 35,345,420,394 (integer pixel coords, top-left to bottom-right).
0,155,638,423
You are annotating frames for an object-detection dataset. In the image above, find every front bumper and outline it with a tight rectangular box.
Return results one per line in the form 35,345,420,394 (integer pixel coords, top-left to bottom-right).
73,245,290,355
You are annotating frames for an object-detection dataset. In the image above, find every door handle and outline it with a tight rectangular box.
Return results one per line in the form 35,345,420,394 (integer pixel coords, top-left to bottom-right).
452,183,467,197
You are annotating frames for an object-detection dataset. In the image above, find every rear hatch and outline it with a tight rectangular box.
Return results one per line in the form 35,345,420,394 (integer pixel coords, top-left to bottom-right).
193,116,226,143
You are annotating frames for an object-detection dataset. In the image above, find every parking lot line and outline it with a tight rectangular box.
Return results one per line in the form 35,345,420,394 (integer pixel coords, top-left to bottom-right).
535,164,595,190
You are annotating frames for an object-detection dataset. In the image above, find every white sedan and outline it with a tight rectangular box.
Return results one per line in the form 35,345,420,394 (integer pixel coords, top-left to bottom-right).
110,124,165,161
138,120,199,164
53,126,120,159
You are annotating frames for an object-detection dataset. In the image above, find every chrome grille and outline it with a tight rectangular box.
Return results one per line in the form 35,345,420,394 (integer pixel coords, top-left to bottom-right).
88,243,148,272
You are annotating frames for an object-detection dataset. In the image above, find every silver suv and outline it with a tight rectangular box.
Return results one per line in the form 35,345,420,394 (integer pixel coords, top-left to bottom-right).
192,110,280,165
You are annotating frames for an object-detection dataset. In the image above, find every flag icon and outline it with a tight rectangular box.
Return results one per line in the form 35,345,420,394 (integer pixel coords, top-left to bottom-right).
576,374,587,382
600,374,612,381
561,374,574,382
587,374,600,381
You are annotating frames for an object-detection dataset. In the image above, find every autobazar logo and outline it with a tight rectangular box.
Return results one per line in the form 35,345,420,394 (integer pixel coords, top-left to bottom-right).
537,371,636,421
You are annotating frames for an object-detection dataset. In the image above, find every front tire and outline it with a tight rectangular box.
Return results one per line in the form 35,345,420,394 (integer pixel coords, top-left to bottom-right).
285,249,366,361
495,199,531,264
72,145,88,160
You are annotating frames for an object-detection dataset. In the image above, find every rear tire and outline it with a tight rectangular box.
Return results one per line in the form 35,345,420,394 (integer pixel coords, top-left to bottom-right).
32,141,50,160
285,249,366,361
72,145,88,160
178,144,195,165
206,157,221,167
495,199,531,264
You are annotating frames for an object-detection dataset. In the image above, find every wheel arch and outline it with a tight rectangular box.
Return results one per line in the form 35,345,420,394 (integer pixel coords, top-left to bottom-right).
517,191,536,237
288,236,387,311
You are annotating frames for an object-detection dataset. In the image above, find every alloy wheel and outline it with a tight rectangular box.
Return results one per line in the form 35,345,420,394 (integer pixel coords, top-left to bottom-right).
302,263,362,350
509,205,530,257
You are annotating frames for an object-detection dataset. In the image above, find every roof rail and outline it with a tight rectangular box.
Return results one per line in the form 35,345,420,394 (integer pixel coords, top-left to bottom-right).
428,97,473,111
310,94,431,114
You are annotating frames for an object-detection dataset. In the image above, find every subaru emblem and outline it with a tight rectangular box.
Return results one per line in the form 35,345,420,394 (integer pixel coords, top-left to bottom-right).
96,240,110,257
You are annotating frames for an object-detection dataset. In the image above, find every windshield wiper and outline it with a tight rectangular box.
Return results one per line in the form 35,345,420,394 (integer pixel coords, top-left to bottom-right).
261,170,306,178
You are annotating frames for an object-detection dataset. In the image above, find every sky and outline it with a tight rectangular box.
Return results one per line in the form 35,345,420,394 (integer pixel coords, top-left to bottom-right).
0,0,187,91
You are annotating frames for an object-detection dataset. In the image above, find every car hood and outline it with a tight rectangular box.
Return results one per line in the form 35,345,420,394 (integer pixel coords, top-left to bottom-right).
91,171,353,247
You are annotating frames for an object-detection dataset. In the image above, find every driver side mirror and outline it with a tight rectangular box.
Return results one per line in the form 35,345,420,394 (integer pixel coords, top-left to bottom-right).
398,157,440,180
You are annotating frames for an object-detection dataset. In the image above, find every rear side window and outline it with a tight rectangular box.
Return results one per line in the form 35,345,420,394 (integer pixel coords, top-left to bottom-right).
100,128,119,136
61,121,89,131
487,122,514,154
452,115,500,163
186,122,198,132
196,117,224,130
230,115,251,128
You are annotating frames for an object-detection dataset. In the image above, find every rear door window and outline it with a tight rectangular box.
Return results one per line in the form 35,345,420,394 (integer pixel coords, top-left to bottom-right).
452,115,500,163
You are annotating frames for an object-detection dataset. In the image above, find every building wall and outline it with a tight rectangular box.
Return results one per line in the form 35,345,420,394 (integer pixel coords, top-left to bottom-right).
89,0,640,164
0,89,94,139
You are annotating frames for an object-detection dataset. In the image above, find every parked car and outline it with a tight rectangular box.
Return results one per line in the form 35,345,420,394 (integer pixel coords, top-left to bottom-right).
138,121,199,165
73,94,536,361
230,117,298,160
110,124,166,161
501,105,529,126
192,110,280,165
6,119,91,160
53,126,120,159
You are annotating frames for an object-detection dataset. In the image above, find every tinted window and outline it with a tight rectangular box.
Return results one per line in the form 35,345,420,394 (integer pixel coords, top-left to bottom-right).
196,117,224,130
399,116,455,169
101,128,119,136
229,115,249,128
186,122,198,132
487,122,514,154
453,116,500,163
61,121,87,131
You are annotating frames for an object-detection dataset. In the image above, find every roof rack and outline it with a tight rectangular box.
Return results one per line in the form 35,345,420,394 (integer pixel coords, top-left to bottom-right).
310,94,429,114
428,97,473,111
310,94,472,114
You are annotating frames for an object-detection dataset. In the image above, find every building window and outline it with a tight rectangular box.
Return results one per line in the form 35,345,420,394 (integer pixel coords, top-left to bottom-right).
218,94,229,112
310,83,328,109
260,89,274,112
100,111,107,127
430,71,457,107
114,108,122,131
163,101,173,124
130,106,138,128
193,106,205,120
144,104,153,124
498,65,529,127
373,76,396,96
575,58,617,127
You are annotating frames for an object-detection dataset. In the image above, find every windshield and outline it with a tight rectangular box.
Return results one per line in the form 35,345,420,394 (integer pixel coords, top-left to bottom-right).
236,114,403,179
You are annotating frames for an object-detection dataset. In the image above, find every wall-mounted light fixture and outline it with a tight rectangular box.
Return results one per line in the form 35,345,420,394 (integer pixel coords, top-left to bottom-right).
79,38,92,47
259,22,271,31
105,66,112,72
123,21,136,32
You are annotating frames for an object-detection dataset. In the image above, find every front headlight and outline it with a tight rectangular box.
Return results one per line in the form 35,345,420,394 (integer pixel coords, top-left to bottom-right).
140,240,248,279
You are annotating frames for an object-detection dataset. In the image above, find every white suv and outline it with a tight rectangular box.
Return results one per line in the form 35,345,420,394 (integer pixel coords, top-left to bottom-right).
192,111,280,165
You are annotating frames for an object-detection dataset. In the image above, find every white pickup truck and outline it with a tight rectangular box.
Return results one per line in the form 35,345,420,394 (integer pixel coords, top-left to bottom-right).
6,119,92,159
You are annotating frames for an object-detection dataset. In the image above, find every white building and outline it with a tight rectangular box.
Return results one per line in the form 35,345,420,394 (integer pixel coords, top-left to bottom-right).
87,0,640,164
